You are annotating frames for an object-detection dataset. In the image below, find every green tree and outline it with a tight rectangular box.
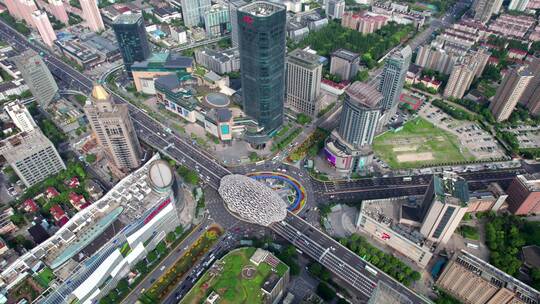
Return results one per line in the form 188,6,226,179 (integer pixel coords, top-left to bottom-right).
316,282,336,301
175,226,184,235
85,154,97,164
166,231,176,243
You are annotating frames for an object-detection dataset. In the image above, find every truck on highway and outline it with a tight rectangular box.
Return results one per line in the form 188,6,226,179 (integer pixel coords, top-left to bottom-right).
365,265,378,276
403,176,412,182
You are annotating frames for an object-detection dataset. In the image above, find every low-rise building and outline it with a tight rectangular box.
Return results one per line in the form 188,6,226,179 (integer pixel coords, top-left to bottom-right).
194,48,239,75
153,6,182,23
356,196,434,268
131,52,193,94
55,40,101,69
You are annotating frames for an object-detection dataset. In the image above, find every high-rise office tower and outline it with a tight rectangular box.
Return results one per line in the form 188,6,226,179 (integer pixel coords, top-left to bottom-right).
473,0,503,24
238,1,286,134
378,46,411,116
4,101,37,132
84,84,142,172
419,172,469,245
79,0,104,32
286,49,322,118
31,10,57,47
112,14,151,75
0,129,66,187
330,49,360,81
336,82,382,148
509,0,529,11
13,50,58,107
49,0,69,24
180,0,211,27
443,61,477,99
325,0,345,19
324,82,382,174
489,65,533,122
229,0,246,48
204,4,230,38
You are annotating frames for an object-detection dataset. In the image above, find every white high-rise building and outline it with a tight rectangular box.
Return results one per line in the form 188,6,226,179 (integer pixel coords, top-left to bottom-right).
13,50,59,107
0,130,66,187
4,101,37,132
180,0,211,27
286,49,322,117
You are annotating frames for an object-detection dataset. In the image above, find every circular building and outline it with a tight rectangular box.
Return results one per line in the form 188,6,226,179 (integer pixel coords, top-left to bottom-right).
219,174,287,226
204,92,230,108
148,159,174,193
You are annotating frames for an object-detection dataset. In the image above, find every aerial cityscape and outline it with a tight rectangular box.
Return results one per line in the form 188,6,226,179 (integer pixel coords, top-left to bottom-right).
0,0,538,302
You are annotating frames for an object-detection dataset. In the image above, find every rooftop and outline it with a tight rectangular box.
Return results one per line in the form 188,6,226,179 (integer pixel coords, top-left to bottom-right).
239,1,285,17
287,49,322,69
332,48,360,62
345,82,383,108
218,175,287,226
113,13,142,25
132,52,193,71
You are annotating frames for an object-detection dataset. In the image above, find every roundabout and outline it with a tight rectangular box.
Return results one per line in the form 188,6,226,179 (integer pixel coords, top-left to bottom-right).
246,172,307,214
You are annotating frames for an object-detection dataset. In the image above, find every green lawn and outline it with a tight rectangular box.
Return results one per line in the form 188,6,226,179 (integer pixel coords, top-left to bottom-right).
459,225,479,240
35,267,54,288
373,117,474,169
180,247,287,304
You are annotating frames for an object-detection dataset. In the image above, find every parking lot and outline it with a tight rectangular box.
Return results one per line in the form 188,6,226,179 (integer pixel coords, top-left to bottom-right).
419,102,506,160
501,126,540,149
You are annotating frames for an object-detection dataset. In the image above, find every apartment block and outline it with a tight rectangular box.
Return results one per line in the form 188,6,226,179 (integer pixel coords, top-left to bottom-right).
506,174,540,215
0,129,66,187
489,65,534,122
437,250,540,304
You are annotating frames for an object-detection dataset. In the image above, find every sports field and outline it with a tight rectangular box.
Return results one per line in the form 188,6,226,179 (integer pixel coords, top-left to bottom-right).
373,117,475,169
180,247,288,304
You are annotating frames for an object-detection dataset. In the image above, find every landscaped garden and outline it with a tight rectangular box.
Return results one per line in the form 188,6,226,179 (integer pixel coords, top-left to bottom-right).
180,247,288,304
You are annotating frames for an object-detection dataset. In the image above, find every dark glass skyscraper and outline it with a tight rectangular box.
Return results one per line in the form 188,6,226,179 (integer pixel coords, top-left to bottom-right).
238,1,286,134
112,14,151,75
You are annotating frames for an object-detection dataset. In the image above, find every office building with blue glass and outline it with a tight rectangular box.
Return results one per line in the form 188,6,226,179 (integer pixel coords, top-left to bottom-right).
112,14,151,75
238,1,286,136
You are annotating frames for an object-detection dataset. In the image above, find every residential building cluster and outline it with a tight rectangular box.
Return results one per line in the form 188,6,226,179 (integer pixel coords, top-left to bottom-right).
437,250,540,304
342,10,388,35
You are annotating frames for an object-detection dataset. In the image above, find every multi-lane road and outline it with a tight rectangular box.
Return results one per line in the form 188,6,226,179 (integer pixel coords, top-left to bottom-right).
271,212,432,303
